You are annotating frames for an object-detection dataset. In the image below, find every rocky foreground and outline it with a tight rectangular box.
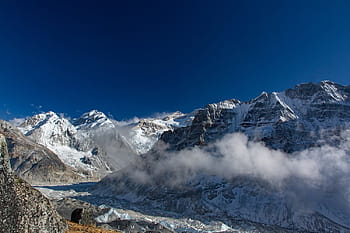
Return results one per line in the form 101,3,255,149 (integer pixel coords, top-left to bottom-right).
0,134,67,233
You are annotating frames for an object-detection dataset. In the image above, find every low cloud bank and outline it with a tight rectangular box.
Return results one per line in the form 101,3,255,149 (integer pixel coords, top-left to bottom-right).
127,131,350,192
121,130,350,222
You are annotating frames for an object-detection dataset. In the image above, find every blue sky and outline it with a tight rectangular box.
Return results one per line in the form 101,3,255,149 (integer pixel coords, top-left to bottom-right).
0,0,350,120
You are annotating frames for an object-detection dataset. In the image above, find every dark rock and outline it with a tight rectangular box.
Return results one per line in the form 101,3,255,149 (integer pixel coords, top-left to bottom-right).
107,219,175,233
0,134,67,233
80,156,92,165
70,207,95,225
71,208,83,223
91,147,99,155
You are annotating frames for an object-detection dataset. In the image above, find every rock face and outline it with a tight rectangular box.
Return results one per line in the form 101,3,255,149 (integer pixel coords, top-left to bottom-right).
0,134,17,231
161,81,350,152
0,134,67,233
0,119,81,184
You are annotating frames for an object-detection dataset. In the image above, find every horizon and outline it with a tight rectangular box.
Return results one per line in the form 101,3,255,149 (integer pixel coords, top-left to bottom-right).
1,1,350,120
7,79,347,123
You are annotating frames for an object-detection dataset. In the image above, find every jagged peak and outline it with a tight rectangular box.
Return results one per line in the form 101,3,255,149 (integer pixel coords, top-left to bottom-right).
250,91,269,103
77,110,109,120
320,80,335,85
257,91,268,98
44,110,57,116
205,99,240,110
286,80,347,102
292,80,341,89
74,110,114,129
19,111,60,128
84,109,106,117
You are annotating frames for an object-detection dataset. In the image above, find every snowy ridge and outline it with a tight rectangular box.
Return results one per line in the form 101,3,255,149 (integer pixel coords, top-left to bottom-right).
73,110,114,130
18,111,109,176
19,111,77,147
17,109,195,177
93,81,350,233
126,111,195,154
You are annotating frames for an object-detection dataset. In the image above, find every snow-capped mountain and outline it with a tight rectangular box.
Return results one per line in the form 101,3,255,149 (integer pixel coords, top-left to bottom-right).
20,111,78,148
93,81,350,232
10,80,350,232
124,111,195,154
161,80,350,152
73,110,115,130
17,109,194,179
18,111,113,178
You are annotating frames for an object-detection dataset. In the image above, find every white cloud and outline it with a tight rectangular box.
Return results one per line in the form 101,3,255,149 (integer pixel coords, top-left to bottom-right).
127,131,350,190
9,117,26,126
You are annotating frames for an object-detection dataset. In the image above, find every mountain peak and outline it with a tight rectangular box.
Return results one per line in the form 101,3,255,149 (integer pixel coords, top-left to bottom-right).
285,80,348,103
251,91,269,103
19,111,59,130
205,99,240,110
86,109,104,116
74,110,114,130
320,80,335,85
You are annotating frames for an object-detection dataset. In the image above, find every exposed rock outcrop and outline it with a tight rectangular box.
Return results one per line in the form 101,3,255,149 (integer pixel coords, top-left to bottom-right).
0,134,67,233
160,81,350,152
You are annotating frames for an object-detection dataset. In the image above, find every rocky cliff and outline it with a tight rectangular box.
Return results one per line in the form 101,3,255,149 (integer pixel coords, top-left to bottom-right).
160,81,350,152
0,134,68,233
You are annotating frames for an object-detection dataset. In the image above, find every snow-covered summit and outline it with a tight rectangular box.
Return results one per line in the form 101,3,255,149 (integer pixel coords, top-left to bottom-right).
19,111,77,147
18,111,112,177
125,111,195,154
285,80,349,104
16,109,195,178
205,99,241,111
17,81,349,175
19,111,56,132
73,110,115,130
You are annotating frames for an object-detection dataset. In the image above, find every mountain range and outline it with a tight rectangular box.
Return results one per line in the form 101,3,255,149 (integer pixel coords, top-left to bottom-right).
4,108,193,183
2,80,350,232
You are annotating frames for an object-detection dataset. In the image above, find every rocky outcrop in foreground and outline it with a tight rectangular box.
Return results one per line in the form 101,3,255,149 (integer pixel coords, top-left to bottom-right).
0,134,67,233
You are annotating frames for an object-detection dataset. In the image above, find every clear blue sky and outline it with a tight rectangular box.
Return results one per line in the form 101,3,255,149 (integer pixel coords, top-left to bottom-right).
0,0,349,120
